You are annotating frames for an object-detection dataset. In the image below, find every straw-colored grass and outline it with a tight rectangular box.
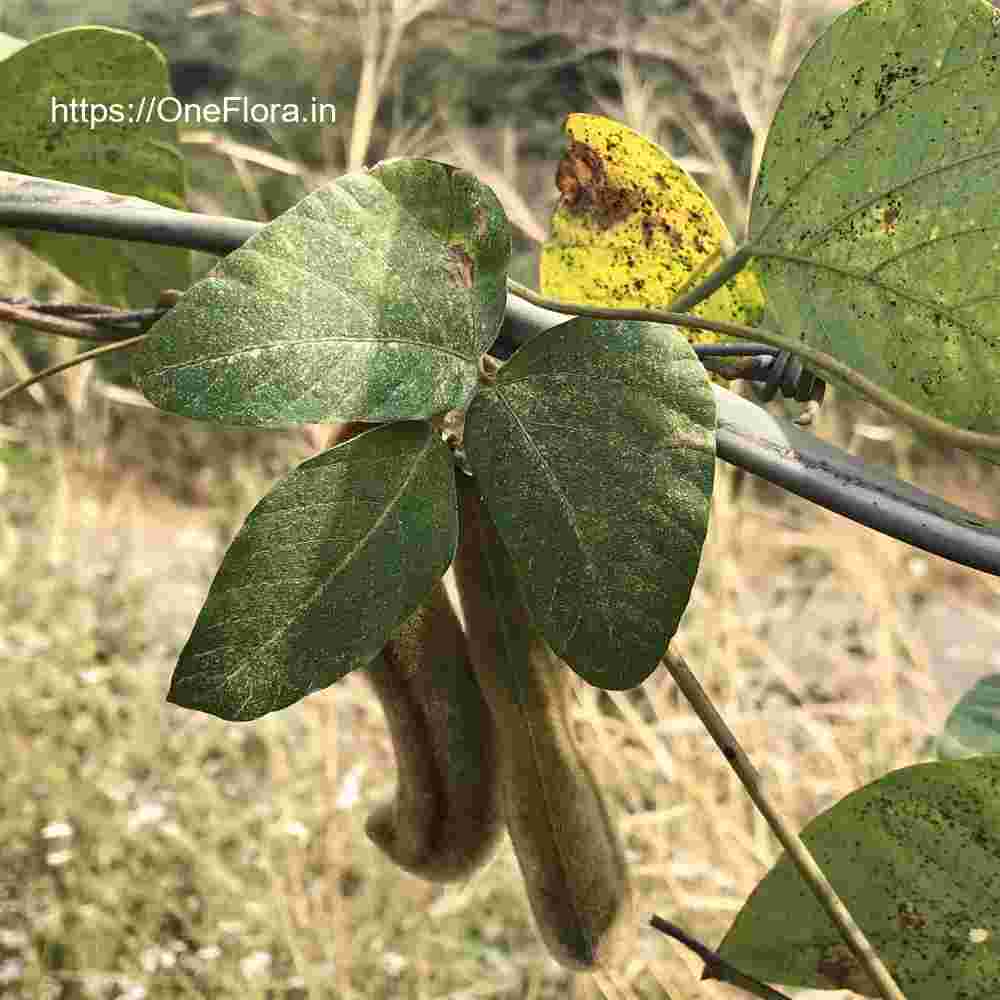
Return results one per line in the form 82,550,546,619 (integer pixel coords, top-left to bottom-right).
2,364,997,999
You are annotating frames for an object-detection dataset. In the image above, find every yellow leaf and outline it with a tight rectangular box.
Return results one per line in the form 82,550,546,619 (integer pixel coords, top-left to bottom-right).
540,113,764,362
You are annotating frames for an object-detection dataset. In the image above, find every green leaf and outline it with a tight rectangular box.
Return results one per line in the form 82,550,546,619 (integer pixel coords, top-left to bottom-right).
0,32,26,59
463,317,715,690
718,756,1000,998
133,157,510,426
936,674,1000,760
167,422,457,721
0,27,188,305
748,0,1000,436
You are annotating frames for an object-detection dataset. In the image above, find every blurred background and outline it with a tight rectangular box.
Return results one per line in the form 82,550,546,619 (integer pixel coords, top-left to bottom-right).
1,1,999,997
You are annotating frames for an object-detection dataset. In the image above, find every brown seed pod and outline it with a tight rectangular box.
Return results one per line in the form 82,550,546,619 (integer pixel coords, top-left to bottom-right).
450,474,635,971
324,419,503,882
362,580,504,882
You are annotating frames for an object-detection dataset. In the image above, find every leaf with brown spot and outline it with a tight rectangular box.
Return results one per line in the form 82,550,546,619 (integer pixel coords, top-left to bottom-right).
717,755,1000,999
540,114,765,357
133,158,510,426
446,245,474,289
747,0,1000,444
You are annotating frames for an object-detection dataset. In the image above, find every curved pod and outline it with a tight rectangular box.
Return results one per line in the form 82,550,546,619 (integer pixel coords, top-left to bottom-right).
450,473,634,970
323,420,504,883
363,579,504,882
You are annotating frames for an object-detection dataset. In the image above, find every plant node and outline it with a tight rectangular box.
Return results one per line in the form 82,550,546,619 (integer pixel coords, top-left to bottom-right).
478,353,501,383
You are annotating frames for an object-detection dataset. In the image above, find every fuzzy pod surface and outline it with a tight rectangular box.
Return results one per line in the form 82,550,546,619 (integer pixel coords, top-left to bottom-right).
322,420,504,883
363,579,504,882
450,473,635,970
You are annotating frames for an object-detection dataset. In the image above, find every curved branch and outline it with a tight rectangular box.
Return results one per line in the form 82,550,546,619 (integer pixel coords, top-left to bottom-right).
3,171,998,576
508,279,1000,456
0,334,147,405
0,172,259,253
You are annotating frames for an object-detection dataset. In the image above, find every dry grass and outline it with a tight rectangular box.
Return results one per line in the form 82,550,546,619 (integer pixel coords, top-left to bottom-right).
1,370,997,999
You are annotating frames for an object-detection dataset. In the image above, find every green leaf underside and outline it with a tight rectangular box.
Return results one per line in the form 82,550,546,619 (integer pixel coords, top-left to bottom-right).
937,674,1000,759
748,0,1000,437
718,756,1000,998
167,422,457,721
464,318,715,690
0,27,188,305
133,158,510,425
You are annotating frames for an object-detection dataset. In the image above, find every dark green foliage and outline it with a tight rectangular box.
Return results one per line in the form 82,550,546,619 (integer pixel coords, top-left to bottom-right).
167,423,459,721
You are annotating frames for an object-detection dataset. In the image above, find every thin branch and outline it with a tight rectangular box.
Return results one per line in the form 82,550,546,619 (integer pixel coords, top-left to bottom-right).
0,297,167,340
0,300,109,340
0,171,260,253
648,915,792,1000
0,334,147,406
81,308,166,326
507,279,1000,455
180,130,312,179
661,647,906,1000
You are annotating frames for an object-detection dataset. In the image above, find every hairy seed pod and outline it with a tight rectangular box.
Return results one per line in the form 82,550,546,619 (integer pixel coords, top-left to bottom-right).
324,420,503,882
450,474,634,970
362,580,504,882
